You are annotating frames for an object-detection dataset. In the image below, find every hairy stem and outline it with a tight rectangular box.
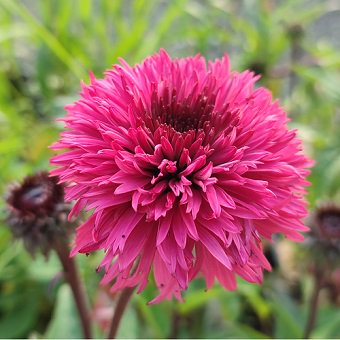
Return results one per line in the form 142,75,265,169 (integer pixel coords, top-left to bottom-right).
55,241,92,339
108,287,135,339
304,271,323,339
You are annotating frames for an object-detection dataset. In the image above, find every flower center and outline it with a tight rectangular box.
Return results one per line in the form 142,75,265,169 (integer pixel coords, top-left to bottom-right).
165,115,199,133
13,183,51,214
8,173,64,215
149,87,214,134
22,185,48,205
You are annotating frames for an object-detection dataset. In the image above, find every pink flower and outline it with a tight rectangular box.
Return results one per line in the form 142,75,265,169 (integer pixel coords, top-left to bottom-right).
50,49,312,303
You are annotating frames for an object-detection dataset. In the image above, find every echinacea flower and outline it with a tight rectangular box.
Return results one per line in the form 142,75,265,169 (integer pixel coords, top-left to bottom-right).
5,172,68,256
50,49,311,303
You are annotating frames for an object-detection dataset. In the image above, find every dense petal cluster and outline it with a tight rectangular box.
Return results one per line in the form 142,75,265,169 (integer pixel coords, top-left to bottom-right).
51,50,311,303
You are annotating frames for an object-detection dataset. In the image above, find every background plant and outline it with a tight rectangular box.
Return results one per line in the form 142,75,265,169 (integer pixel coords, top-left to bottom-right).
1,0,340,338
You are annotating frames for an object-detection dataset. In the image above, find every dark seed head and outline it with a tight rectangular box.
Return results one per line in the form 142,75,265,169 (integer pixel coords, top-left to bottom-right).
5,171,72,257
303,204,340,271
6,172,64,217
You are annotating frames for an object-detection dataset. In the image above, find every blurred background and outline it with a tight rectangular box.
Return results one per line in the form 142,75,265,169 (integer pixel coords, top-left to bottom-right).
1,0,340,338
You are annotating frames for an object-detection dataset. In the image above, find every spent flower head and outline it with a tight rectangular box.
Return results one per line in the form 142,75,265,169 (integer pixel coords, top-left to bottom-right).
314,204,340,240
5,172,70,256
50,50,312,303
305,204,340,269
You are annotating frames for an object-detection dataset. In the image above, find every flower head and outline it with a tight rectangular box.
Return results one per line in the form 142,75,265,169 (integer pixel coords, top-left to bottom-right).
314,205,340,240
50,50,311,303
5,172,68,256
304,204,340,270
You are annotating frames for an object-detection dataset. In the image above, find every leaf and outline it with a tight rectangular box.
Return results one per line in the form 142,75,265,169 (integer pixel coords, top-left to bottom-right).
28,253,61,282
269,289,304,339
178,285,224,315
45,285,83,339
0,0,84,78
0,287,40,338
238,281,271,320
116,300,139,339
211,321,271,339
135,286,174,339
311,306,340,339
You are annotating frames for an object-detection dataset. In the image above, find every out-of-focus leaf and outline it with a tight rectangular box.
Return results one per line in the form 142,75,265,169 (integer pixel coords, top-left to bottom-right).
312,306,340,339
238,281,271,320
210,321,271,339
0,23,31,42
0,0,84,78
28,253,61,282
138,0,187,58
178,285,224,315
270,289,304,339
136,284,173,338
218,291,242,322
116,299,138,339
45,284,82,339
0,243,22,275
0,286,40,338
135,294,164,338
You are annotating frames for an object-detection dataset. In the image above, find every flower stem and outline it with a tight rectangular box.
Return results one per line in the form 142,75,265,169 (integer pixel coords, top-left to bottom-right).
168,311,181,339
55,241,92,339
107,287,135,339
304,270,323,339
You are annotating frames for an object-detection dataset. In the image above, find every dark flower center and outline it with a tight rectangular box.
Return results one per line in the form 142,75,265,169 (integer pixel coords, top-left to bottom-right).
21,185,48,206
7,173,64,216
165,115,199,133
14,182,51,213
150,87,215,133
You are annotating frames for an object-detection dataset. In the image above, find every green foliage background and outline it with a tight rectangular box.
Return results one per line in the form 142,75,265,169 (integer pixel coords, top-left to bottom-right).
0,0,340,338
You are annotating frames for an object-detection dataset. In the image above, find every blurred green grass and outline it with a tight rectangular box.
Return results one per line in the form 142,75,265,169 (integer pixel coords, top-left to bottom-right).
1,0,340,338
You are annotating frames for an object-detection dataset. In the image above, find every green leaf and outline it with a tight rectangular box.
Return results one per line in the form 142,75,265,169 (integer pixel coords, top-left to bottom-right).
270,289,304,339
0,286,40,338
238,281,271,320
211,321,271,339
116,300,139,339
311,306,340,339
45,285,83,339
178,285,224,315
135,284,174,338
28,253,61,282
0,0,84,78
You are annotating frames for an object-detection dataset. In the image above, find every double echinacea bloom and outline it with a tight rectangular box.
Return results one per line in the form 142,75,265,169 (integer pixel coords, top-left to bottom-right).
51,50,311,303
